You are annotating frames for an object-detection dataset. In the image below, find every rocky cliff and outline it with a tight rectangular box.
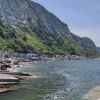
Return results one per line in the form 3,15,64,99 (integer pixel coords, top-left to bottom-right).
0,0,99,57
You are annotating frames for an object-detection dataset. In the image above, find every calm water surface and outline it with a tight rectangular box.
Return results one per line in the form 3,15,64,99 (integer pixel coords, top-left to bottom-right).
0,59,100,100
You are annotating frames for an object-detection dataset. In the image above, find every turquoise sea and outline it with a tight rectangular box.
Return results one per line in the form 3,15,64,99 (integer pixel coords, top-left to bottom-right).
0,59,100,100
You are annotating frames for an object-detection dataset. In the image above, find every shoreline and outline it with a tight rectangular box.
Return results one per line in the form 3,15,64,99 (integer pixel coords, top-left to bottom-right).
84,86,100,100
0,72,32,93
0,59,33,93
0,56,98,93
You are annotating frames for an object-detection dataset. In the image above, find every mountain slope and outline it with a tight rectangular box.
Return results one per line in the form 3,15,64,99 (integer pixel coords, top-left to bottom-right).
0,0,99,57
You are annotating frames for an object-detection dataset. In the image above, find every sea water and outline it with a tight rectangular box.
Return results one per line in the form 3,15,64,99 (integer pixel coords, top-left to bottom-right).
0,59,100,100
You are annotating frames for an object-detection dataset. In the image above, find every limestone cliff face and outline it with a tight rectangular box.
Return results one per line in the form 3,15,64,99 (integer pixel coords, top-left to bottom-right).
0,0,98,56
0,0,71,36
71,34,97,49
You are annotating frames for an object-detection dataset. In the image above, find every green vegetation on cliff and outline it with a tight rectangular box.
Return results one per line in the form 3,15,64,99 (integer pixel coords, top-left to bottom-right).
0,19,99,58
0,0,99,58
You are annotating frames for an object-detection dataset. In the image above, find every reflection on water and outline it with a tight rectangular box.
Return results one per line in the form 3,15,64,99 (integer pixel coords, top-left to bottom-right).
0,60,100,100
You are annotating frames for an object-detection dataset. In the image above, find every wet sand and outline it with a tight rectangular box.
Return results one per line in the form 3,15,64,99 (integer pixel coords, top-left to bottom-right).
84,86,100,100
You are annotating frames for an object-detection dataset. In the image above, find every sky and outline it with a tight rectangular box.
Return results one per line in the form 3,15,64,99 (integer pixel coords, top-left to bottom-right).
33,0,100,47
